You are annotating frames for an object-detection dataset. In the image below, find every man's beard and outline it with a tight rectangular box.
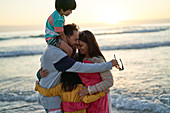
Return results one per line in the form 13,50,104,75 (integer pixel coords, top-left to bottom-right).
72,44,77,49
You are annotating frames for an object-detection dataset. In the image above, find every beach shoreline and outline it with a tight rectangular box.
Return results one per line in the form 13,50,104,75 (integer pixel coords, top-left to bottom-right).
0,24,170,113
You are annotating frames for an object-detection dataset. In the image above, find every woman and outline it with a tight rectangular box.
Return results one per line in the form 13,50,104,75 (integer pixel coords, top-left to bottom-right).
62,30,114,113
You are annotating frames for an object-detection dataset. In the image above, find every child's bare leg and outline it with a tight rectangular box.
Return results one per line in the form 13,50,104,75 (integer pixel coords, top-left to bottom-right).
59,40,73,57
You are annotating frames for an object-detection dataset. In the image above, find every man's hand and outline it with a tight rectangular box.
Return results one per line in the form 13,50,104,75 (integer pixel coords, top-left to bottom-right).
39,67,49,78
78,86,89,99
111,59,119,67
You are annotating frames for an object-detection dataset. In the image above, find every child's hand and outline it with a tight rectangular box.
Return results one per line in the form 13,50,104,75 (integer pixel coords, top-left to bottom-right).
35,80,39,91
36,80,39,85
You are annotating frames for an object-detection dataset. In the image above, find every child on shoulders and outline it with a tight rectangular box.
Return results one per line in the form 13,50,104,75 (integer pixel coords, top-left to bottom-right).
45,0,76,56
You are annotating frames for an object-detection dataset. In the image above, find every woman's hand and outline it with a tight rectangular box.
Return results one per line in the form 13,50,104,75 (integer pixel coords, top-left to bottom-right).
79,86,89,100
103,89,109,94
70,49,77,59
39,67,49,78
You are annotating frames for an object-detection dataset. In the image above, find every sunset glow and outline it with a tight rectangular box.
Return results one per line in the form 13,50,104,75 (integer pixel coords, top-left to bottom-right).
0,0,170,26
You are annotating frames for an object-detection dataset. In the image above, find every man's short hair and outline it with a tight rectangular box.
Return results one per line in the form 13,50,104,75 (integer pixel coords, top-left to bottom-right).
64,23,79,37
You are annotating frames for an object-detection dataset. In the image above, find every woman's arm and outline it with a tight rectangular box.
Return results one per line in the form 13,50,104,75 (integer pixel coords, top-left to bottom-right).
84,57,114,95
88,70,113,95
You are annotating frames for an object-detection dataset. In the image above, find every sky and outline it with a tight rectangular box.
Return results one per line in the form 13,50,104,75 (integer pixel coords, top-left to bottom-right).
0,0,170,27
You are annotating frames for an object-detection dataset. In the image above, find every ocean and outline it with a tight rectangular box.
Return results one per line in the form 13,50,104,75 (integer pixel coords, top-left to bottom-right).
0,23,170,113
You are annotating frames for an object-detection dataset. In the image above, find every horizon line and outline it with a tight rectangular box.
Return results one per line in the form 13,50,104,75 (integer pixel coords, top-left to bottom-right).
0,18,170,27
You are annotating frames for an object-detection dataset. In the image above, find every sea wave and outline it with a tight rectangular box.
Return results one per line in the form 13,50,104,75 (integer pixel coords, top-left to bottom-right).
95,27,169,35
0,51,43,57
0,27,169,41
0,41,170,58
100,42,170,50
0,34,44,41
111,94,170,113
0,93,37,102
0,92,169,113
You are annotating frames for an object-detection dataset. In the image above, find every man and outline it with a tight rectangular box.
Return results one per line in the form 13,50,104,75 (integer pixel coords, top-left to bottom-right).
38,23,118,113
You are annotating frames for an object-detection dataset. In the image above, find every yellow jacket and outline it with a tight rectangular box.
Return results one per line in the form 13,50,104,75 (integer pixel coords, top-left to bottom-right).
35,83,105,113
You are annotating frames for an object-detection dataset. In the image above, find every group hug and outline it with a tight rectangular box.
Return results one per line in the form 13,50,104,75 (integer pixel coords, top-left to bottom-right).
34,0,119,113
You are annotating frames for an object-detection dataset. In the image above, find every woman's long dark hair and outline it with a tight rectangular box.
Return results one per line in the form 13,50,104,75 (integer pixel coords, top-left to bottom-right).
78,30,106,62
61,72,82,92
